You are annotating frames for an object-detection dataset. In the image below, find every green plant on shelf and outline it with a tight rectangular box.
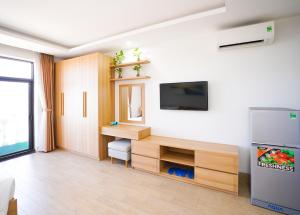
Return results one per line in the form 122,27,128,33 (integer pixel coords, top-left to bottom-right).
115,68,123,79
113,50,125,65
113,50,125,78
133,64,142,77
133,48,142,61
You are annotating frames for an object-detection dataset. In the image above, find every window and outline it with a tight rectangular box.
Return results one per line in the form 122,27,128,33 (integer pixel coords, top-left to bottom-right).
0,56,34,161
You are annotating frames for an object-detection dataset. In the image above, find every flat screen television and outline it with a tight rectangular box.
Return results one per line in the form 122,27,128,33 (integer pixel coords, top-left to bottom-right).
160,81,208,111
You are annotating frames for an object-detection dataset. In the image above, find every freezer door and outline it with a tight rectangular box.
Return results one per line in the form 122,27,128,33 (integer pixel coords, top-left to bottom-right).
251,144,300,212
250,109,300,148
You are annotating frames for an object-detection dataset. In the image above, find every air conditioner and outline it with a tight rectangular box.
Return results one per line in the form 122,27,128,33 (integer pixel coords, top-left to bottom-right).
217,21,274,49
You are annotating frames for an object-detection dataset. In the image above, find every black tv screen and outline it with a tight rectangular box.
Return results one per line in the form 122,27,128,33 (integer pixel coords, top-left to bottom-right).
160,81,208,111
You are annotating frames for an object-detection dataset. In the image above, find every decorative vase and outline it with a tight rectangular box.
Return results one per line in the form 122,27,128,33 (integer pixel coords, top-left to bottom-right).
115,68,123,79
134,64,141,77
136,70,140,77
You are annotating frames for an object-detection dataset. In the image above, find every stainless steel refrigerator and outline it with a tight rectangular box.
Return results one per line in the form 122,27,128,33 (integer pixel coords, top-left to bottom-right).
250,107,300,215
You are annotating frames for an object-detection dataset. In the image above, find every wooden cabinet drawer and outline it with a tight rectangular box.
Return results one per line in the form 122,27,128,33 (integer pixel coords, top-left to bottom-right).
195,167,238,193
132,154,159,173
195,151,238,174
132,140,159,158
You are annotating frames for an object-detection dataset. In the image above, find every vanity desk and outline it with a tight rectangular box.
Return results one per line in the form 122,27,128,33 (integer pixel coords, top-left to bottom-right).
101,124,151,140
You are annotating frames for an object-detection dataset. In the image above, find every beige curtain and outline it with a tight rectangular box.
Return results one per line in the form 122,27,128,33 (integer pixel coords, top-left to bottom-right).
40,54,55,152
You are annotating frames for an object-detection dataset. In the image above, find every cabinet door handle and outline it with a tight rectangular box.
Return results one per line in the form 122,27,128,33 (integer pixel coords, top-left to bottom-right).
85,92,87,117
83,91,87,118
61,92,64,116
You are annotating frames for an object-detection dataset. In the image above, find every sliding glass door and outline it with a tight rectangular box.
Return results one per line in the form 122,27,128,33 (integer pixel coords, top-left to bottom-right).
0,56,34,160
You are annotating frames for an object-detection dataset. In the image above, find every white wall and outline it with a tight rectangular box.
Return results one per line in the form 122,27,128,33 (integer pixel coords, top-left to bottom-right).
0,44,44,151
0,44,38,62
111,15,300,173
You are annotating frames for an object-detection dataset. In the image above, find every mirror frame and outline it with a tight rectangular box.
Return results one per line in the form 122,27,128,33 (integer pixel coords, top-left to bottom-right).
119,83,145,124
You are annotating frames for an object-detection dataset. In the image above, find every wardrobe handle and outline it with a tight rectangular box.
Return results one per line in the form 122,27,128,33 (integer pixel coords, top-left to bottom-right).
61,92,64,116
85,92,87,117
83,91,87,118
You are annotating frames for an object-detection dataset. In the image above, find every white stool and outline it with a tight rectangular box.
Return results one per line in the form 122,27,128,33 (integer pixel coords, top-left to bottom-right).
108,139,131,167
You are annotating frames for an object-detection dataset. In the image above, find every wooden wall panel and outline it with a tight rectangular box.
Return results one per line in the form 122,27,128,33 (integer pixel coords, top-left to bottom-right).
54,61,63,148
99,54,114,160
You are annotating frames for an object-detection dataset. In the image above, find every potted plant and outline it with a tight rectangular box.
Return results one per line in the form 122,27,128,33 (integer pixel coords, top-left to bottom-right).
133,48,142,61
115,68,123,79
133,64,141,77
132,48,142,77
113,50,125,78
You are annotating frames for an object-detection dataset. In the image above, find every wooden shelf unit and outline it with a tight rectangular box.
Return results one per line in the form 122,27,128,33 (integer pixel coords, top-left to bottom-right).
110,75,150,82
109,59,151,82
110,60,150,68
131,135,239,195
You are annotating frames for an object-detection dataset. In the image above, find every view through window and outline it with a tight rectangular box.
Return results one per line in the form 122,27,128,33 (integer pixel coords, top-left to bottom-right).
0,56,34,159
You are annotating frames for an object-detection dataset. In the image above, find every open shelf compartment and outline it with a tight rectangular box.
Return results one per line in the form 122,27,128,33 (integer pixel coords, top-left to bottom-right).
160,161,195,182
160,146,194,166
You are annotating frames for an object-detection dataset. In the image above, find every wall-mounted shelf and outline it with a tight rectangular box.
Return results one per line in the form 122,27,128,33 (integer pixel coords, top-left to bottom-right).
110,60,150,68
110,75,151,82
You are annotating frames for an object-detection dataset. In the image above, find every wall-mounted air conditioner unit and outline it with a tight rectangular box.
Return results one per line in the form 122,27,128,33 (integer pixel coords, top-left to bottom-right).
217,21,274,50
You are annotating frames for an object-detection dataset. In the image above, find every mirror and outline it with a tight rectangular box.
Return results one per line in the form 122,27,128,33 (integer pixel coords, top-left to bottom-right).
119,84,145,124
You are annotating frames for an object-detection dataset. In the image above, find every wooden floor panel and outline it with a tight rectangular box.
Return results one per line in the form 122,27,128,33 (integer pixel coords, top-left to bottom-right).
0,150,277,215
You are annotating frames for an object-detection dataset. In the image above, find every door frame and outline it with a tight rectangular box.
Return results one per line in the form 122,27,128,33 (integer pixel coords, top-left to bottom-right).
0,56,34,162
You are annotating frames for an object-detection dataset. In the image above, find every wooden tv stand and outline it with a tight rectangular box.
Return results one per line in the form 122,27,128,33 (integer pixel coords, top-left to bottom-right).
131,135,239,195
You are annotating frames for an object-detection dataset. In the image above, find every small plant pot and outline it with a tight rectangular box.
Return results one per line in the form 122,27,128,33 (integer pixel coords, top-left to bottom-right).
115,68,123,79
133,64,142,77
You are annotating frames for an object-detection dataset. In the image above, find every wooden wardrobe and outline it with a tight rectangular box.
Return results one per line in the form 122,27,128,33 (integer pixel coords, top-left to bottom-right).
55,52,114,160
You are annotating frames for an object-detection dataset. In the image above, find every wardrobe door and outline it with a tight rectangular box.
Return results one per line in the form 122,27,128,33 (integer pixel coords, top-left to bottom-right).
56,59,74,150
65,58,82,153
55,61,64,148
61,59,73,150
80,53,99,158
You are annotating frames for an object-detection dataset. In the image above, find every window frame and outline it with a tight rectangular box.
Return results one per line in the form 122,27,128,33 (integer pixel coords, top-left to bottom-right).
0,55,35,162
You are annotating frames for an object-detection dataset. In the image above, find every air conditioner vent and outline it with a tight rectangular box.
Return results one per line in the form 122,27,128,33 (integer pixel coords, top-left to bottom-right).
219,39,264,48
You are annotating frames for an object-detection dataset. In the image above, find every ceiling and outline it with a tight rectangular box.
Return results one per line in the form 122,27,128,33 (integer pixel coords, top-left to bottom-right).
0,0,300,58
0,0,224,47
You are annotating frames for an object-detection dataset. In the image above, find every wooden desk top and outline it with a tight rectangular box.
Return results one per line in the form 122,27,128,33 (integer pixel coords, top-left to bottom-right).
101,124,151,140
138,135,239,156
